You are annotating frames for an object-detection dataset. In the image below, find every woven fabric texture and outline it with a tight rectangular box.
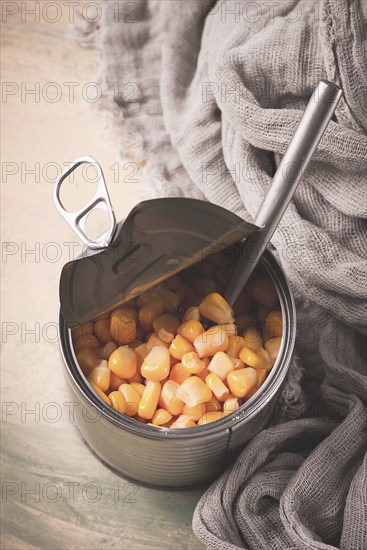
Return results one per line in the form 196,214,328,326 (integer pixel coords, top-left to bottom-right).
88,1,367,548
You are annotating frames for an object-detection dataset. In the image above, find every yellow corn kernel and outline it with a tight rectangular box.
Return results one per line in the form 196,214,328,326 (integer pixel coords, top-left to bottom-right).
239,346,272,371
130,382,145,397
250,277,278,308
265,311,283,338
110,308,138,345
265,337,282,365
197,411,224,425
199,292,234,324
138,381,161,419
94,318,112,344
243,326,263,350
127,370,144,383
205,373,230,401
246,368,268,399
88,360,110,392
170,415,197,429
155,286,181,313
90,382,111,405
230,357,245,370
159,380,184,415
226,335,246,358
152,314,181,334
108,346,137,379
165,275,181,291
134,343,150,368
74,333,99,353
146,332,170,350
223,396,240,414
137,290,164,315
181,351,206,374
169,362,191,384
176,376,212,407
157,328,174,343
182,306,201,322
182,403,206,421
169,335,194,360
109,390,127,412
208,351,235,380
192,277,218,298
138,305,160,331
193,325,229,358
118,383,141,416
141,346,170,382
72,322,94,342
152,408,173,426
205,397,222,412
109,371,126,391
96,341,118,361
76,347,100,374
177,320,204,344
227,368,258,398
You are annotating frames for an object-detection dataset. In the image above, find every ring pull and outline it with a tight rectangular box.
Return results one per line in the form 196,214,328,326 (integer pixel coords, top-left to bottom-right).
52,156,116,250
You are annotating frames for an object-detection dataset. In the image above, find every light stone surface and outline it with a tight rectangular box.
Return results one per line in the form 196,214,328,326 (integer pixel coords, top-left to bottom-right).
1,2,204,548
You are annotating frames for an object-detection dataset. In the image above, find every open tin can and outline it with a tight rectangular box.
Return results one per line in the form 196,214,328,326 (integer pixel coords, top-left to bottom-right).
54,157,296,487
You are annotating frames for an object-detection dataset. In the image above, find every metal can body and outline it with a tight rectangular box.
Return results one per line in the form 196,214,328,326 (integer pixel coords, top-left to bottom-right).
59,250,296,488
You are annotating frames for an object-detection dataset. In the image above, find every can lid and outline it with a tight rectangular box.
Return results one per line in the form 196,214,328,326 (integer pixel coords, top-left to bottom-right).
59,198,258,326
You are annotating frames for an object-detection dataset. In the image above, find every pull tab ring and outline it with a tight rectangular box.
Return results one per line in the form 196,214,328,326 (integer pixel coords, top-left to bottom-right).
52,156,116,250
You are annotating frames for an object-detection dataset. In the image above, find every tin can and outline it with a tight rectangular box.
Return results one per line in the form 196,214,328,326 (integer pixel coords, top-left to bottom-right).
58,248,296,488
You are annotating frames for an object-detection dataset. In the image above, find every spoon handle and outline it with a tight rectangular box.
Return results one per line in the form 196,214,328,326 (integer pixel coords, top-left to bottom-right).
225,80,343,305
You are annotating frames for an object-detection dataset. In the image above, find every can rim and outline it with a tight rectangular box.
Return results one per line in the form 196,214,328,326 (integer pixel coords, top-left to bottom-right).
59,249,296,439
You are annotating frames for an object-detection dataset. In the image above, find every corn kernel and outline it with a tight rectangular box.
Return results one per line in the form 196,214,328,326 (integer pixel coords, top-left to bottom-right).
127,370,144,383
165,275,181,291
169,362,191,384
170,415,197,428
176,376,212,407
169,335,194,360
90,382,111,405
182,306,200,322
88,360,110,392
265,311,283,338
110,308,138,345
197,411,224,425
152,314,181,333
146,332,170,350
208,351,235,380
205,372,230,401
227,368,258,398
137,290,164,315
130,382,145,397
138,305,161,331
157,328,174,343
109,346,137,379
199,292,234,324
109,371,127,391
118,384,141,416
96,341,118,361
182,403,206,421
250,277,278,308
265,337,282,365
243,326,263,350
152,408,173,426
138,381,161,419
141,346,170,382
193,325,229,358
177,320,204,344
109,390,127,412
239,346,272,370
155,286,181,313
235,314,258,334
72,322,94,342
226,335,246,358
94,318,112,343
205,397,222,412
246,368,268,399
74,333,99,353
76,347,100,374
181,351,206,374
230,357,245,370
223,397,240,414
159,380,184,415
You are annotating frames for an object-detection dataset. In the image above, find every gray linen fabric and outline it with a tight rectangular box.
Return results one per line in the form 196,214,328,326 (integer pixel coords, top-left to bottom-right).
82,0,367,548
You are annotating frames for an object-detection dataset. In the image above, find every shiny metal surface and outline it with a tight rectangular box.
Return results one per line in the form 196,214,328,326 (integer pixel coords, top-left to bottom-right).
225,80,343,305
58,249,296,488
